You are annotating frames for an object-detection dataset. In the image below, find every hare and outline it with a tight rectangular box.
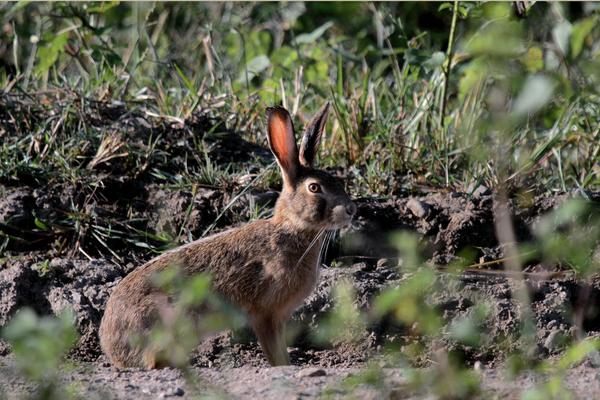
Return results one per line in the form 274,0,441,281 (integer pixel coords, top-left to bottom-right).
99,103,356,369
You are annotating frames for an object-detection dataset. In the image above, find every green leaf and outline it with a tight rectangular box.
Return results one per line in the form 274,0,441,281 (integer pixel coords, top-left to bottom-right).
86,1,120,14
294,21,334,45
557,338,600,370
458,59,486,101
34,217,48,231
423,51,446,71
270,46,299,69
511,75,555,117
179,274,211,306
521,47,544,72
570,15,598,58
35,32,69,76
552,20,572,56
438,3,453,12
483,2,511,19
174,63,195,93
373,287,403,316
238,55,270,82
336,52,343,98
466,20,524,57
2,308,77,381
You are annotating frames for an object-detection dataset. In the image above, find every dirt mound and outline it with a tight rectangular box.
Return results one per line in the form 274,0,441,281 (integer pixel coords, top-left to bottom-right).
348,190,599,265
0,93,276,265
0,258,126,359
348,191,499,264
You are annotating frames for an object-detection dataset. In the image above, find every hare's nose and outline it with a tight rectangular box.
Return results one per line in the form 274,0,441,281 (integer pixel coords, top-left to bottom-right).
345,202,357,217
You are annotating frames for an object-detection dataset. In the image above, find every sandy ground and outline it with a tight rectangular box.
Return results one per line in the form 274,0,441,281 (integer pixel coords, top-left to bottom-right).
2,355,600,399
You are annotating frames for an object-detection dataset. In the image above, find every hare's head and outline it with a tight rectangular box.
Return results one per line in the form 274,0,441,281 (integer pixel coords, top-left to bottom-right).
266,104,355,232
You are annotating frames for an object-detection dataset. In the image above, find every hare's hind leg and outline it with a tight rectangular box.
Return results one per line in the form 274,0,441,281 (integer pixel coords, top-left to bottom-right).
100,290,176,369
142,348,173,369
251,314,289,366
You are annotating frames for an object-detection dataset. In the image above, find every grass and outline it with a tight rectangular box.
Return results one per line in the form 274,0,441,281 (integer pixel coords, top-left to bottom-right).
1,2,600,399
1,2,598,197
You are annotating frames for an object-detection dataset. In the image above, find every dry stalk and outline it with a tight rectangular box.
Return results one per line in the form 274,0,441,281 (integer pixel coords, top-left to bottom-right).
88,133,129,169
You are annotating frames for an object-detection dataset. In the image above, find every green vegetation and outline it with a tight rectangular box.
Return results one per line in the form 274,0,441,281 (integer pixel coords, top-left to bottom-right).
2,309,78,399
147,265,245,368
2,2,598,194
1,2,600,399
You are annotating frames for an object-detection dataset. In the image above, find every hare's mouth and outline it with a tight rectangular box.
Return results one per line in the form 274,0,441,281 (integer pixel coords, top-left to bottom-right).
330,204,355,229
330,214,353,229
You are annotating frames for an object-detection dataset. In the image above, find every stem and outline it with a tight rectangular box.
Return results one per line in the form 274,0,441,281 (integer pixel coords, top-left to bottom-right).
440,0,459,187
235,28,250,98
493,187,536,354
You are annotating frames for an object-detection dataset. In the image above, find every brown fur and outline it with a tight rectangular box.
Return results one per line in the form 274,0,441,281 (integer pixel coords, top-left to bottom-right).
99,104,355,368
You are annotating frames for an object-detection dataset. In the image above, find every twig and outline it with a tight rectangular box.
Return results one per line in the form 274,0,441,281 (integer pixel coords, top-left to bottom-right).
463,250,536,270
493,187,536,350
234,27,250,98
459,268,566,281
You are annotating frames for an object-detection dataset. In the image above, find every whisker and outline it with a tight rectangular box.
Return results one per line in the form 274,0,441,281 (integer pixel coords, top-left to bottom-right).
332,229,338,257
295,228,326,268
328,229,339,265
319,230,332,267
316,231,328,267
324,232,331,265
323,229,336,267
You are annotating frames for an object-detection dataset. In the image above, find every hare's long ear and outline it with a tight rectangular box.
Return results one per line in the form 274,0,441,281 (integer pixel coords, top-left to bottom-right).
266,106,299,187
299,102,330,168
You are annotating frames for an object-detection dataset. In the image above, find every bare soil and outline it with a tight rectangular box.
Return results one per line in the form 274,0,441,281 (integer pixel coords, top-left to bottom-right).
3,358,600,400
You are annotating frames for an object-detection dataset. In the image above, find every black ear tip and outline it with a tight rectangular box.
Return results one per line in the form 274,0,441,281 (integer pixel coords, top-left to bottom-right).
266,106,290,119
319,102,331,118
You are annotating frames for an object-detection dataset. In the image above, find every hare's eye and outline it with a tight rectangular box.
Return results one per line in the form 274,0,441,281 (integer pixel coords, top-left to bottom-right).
308,183,321,193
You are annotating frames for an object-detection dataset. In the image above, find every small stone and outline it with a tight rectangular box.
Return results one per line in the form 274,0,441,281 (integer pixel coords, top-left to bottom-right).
544,330,561,350
586,350,600,368
376,259,390,269
296,368,327,378
467,182,491,198
407,198,430,219
473,361,483,371
160,387,185,398
473,185,491,197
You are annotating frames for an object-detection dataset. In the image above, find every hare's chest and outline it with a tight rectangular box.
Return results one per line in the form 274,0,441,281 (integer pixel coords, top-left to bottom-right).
261,233,324,314
277,257,321,317
293,256,320,287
